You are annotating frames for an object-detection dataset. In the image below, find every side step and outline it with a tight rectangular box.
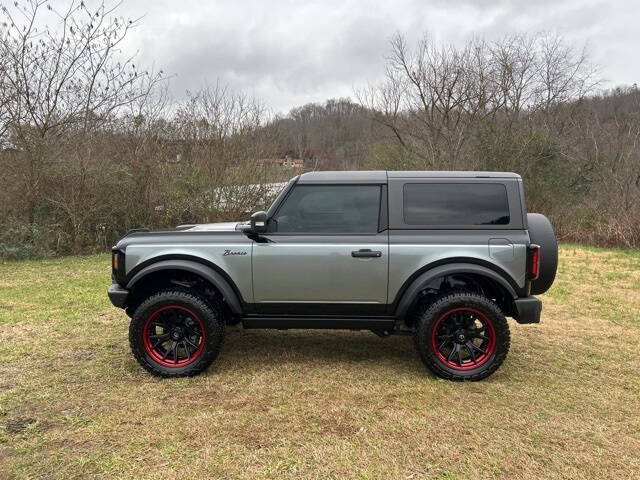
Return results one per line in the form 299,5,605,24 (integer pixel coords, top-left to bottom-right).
241,316,396,330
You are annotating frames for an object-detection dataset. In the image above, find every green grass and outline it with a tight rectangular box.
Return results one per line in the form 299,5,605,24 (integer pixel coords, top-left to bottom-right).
1,245,639,479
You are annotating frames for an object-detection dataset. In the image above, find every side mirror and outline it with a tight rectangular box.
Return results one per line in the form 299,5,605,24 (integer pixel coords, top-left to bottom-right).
250,211,268,234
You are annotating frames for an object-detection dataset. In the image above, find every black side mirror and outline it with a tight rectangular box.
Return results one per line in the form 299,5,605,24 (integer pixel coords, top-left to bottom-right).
250,211,268,233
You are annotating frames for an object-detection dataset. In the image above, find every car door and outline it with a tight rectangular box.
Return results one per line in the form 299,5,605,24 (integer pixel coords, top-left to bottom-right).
252,183,389,315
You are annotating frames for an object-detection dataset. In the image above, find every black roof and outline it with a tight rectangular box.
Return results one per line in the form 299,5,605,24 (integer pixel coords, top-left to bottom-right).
298,170,521,183
298,171,386,183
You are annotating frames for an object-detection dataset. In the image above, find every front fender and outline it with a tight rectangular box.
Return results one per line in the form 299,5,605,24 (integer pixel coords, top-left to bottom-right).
126,259,243,315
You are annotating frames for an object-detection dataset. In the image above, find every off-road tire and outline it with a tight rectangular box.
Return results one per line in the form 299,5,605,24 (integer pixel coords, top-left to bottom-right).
413,291,510,381
129,290,224,377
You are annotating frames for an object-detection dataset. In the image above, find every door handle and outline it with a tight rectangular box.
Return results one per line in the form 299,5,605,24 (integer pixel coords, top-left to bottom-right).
351,249,382,258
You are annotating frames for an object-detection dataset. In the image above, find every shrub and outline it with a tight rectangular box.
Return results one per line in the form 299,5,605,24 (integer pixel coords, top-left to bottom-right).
0,218,56,260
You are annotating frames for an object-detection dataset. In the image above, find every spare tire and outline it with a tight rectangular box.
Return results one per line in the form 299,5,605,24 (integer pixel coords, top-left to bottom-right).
527,213,558,295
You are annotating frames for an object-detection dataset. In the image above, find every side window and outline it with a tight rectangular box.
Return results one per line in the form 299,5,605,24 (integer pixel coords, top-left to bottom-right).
403,183,510,226
272,185,381,233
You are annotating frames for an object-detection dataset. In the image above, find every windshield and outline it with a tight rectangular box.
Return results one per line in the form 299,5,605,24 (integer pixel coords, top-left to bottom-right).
266,177,297,217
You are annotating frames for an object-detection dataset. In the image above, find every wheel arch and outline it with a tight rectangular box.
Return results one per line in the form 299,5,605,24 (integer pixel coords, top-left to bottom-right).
126,258,244,316
394,262,519,321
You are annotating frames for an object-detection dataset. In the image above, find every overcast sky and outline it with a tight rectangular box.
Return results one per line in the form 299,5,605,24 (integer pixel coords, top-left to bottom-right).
117,0,639,114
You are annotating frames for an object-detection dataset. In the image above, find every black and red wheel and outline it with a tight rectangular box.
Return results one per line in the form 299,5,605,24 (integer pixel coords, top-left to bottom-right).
413,291,510,381
129,290,224,377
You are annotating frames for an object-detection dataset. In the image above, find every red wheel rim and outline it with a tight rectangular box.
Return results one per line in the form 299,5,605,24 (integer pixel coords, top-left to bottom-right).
142,305,205,367
431,307,496,371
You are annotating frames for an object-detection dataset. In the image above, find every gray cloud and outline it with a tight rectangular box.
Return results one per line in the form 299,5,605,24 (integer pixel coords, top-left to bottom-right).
116,0,639,113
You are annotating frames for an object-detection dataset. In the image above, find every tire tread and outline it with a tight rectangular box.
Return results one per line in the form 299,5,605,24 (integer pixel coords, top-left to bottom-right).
129,290,224,378
413,291,510,381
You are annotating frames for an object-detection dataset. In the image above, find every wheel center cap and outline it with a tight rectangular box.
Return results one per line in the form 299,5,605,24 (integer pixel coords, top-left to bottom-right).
171,328,183,340
456,331,466,342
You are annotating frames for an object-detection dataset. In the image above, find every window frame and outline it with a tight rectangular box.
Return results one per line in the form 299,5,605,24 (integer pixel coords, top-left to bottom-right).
267,183,386,236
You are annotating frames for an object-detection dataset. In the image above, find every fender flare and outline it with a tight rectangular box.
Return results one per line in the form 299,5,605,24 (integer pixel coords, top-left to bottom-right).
126,259,243,315
394,263,518,320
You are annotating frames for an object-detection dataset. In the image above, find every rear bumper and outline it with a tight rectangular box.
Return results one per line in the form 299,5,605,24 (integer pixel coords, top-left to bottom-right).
107,283,129,308
513,296,542,324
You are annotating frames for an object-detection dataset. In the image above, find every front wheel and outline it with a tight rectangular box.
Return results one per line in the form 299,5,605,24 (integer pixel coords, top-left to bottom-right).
413,292,510,381
129,290,224,377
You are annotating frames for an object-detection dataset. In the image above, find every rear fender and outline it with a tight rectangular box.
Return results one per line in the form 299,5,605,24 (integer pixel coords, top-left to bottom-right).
394,263,518,320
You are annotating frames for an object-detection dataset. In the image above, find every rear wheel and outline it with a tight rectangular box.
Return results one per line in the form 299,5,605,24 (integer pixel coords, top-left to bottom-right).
129,290,224,377
413,291,510,381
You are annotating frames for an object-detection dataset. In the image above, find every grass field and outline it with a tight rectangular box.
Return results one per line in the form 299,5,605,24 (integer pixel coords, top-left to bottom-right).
0,245,639,479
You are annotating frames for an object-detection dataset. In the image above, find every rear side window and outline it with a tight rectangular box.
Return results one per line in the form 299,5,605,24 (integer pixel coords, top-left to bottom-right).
273,185,381,233
403,183,510,226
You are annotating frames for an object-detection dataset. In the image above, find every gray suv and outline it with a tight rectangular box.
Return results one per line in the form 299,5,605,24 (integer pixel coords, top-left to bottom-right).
108,171,557,381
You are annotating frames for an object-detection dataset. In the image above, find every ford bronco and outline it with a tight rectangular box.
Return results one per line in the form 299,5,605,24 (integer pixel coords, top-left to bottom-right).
108,171,557,381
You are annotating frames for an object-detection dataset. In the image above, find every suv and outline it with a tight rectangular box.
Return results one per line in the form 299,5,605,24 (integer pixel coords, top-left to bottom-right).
108,171,557,381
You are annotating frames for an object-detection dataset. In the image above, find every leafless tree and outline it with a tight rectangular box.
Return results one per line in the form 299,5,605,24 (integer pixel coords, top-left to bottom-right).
361,32,599,170
170,82,281,222
0,0,164,244
0,0,164,135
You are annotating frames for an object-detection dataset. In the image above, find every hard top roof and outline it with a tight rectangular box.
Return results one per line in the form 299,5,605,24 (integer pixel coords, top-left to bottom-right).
298,171,386,183
297,170,521,183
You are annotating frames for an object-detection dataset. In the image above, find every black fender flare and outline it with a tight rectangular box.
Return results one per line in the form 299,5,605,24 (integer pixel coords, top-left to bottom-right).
126,259,243,315
394,263,518,320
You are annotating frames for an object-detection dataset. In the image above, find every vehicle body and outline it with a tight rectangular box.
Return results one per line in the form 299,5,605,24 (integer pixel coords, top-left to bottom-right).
108,171,558,380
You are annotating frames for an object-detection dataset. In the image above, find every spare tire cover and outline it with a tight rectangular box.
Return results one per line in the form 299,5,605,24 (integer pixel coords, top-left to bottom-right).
527,213,558,295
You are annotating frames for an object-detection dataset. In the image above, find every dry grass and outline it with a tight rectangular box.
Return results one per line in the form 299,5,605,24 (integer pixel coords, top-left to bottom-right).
0,245,639,479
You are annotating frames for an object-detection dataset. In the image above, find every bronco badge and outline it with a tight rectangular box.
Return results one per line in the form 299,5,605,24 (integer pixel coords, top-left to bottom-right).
223,249,247,256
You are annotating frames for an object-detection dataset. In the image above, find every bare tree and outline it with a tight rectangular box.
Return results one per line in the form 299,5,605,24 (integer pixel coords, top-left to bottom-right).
0,0,164,135
170,82,281,222
0,25,10,146
0,0,164,242
362,32,599,169
361,33,501,168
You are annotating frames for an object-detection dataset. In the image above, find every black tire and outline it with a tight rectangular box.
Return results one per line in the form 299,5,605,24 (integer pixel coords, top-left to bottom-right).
413,291,510,381
129,290,224,377
527,213,558,295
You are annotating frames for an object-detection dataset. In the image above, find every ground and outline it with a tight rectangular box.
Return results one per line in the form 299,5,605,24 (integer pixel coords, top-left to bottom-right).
0,245,639,479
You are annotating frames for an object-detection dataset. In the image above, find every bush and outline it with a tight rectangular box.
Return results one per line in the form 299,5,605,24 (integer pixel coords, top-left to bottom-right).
0,218,56,259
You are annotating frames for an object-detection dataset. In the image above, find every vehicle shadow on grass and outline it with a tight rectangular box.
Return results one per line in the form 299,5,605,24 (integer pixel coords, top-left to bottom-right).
214,326,428,375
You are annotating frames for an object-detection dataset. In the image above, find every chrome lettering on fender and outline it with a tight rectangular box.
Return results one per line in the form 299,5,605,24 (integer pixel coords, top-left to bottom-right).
223,249,247,256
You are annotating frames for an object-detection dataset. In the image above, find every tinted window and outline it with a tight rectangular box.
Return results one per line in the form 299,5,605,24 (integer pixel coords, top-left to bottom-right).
403,183,510,226
266,179,296,216
273,185,381,233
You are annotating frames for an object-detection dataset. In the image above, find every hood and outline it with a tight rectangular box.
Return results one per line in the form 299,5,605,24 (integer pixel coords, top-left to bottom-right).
180,221,243,232
115,221,247,250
